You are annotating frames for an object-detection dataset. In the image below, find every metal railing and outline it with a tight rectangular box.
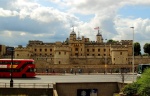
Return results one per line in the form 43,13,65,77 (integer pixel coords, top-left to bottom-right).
0,83,53,88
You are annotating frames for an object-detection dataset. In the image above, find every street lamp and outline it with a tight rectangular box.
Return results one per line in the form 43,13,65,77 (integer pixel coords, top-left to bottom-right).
130,27,134,82
8,47,14,87
105,39,107,74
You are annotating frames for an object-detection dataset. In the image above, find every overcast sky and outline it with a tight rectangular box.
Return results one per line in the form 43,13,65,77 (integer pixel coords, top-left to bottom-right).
0,0,150,53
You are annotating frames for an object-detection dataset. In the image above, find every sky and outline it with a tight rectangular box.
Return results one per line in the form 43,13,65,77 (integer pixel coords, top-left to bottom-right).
0,0,150,53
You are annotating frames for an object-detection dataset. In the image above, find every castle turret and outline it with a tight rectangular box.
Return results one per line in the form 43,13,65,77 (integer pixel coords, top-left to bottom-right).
96,30,103,43
69,27,76,42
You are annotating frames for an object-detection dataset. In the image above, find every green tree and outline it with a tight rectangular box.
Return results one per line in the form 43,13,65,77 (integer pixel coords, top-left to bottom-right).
107,39,118,43
137,68,150,96
134,42,141,56
122,68,150,96
143,43,150,55
122,82,139,96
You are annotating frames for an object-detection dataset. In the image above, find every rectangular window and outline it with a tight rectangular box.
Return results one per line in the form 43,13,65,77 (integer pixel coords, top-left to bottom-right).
92,49,95,52
75,48,78,51
75,53,78,56
98,54,100,56
40,49,42,52
59,52,61,55
87,49,89,52
120,52,122,55
98,49,100,52
104,49,106,52
50,49,52,52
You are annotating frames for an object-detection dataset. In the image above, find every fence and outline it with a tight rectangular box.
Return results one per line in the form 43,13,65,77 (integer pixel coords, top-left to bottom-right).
0,82,53,88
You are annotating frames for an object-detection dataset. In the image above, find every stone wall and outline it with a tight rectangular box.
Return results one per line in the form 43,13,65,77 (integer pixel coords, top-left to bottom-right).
56,82,119,96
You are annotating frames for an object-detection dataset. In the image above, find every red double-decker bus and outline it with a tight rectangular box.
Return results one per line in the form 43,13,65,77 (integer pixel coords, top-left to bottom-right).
0,59,36,78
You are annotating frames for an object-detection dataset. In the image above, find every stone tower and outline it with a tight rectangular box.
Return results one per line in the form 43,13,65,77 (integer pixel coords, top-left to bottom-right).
69,27,76,43
96,30,103,43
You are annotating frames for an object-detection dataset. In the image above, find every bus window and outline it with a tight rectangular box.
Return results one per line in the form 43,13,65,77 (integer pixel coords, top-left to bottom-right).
137,64,150,77
27,68,34,72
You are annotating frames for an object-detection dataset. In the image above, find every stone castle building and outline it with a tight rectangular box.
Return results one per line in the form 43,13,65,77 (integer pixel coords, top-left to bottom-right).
1,29,150,72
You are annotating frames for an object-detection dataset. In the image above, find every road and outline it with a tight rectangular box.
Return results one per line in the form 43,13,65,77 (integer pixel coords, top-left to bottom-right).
0,73,137,84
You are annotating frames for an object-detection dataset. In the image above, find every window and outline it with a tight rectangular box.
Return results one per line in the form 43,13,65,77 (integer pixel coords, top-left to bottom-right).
92,54,94,56
104,49,106,52
114,58,115,60
50,49,52,52
40,49,42,52
87,54,89,56
75,48,78,51
35,49,37,51
92,49,95,52
98,49,100,52
64,52,66,55
98,54,100,56
87,49,89,52
120,52,122,55
75,53,78,56
45,49,47,52
59,52,61,55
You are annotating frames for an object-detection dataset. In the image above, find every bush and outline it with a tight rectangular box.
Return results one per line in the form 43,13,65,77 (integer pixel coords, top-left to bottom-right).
137,68,150,96
122,82,139,96
122,68,150,96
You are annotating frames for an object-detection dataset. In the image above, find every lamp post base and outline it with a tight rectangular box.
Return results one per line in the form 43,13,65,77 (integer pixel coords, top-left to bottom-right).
10,79,13,87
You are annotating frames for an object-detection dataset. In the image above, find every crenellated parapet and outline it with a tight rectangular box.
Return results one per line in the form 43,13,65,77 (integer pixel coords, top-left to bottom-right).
121,40,133,45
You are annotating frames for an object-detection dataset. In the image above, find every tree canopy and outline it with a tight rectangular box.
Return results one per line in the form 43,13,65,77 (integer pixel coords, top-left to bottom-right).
107,39,118,43
123,68,150,96
134,42,141,56
137,68,150,95
143,43,150,55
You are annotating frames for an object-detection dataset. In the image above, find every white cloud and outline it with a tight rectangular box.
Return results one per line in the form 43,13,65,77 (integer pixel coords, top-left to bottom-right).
0,8,18,17
0,0,150,53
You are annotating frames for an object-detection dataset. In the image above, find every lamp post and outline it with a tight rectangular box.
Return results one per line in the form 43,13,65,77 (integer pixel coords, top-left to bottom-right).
105,39,107,74
8,47,14,87
130,27,134,82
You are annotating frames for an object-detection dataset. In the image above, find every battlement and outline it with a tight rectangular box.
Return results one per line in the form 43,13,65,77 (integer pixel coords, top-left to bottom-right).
121,40,132,44
110,47,128,51
15,47,30,51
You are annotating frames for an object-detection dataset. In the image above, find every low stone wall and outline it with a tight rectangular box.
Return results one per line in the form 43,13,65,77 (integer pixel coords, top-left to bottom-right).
0,82,127,96
36,64,135,73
